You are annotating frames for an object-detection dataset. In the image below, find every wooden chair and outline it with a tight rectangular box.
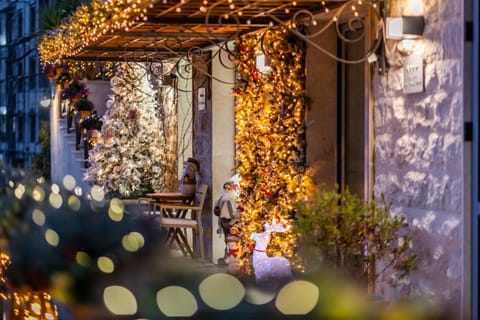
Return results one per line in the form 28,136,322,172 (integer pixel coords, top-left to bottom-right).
159,184,208,260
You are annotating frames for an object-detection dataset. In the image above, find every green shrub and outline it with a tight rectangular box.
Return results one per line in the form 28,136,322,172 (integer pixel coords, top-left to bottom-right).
294,187,416,291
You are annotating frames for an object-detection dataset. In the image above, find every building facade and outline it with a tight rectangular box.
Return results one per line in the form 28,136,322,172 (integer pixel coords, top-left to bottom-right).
0,0,50,168
31,0,480,318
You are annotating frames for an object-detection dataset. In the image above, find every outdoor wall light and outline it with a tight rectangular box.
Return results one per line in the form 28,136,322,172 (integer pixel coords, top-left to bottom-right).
385,16,425,40
40,95,52,108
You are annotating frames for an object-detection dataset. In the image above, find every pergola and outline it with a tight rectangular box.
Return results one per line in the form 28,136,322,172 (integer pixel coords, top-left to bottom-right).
38,0,384,65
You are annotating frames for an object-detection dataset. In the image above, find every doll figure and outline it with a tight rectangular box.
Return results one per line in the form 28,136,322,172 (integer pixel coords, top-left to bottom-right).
225,234,241,275
180,157,199,194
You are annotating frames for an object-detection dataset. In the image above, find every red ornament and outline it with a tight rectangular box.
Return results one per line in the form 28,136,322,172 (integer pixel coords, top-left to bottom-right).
249,64,258,81
260,187,276,202
239,44,249,54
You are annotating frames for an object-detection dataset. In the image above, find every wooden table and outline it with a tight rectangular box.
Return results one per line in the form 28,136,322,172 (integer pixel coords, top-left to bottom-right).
146,192,194,203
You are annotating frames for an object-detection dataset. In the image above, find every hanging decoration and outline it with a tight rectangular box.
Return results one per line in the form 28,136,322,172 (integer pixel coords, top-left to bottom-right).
233,27,314,275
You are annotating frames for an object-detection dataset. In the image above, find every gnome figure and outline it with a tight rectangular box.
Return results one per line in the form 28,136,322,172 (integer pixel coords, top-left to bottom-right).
180,157,199,195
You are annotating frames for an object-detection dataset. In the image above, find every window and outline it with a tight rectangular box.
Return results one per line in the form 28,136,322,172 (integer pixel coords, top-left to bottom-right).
29,57,37,88
17,11,23,38
30,6,36,34
18,113,24,142
30,112,36,143
0,113,6,142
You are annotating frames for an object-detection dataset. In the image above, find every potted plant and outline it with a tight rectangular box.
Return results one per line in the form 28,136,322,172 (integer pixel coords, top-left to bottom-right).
74,98,94,115
294,187,417,295
80,112,102,131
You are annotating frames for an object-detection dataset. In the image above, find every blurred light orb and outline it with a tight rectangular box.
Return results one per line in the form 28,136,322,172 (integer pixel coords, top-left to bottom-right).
45,229,60,247
409,0,423,14
129,232,145,247
275,280,319,315
244,285,276,305
32,185,46,202
110,198,125,214
62,175,77,191
97,256,115,273
32,209,46,226
14,184,26,199
91,185,105,202
108,208,124,222
76,251,92,267
103,286,137,315
156,286,198,317
122,232,145,252
68,195,81,211
74,186,83,197
199,273,244,310
51,183,60,194
49,192,63,209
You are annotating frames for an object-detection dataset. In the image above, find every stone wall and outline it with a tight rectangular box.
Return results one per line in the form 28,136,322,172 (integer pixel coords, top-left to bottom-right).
372,0,464,315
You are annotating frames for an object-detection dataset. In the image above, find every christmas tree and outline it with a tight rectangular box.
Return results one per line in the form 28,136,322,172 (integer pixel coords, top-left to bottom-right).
85,62,168,198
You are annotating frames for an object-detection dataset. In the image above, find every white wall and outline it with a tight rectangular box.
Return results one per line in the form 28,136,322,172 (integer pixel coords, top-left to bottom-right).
373,0,465,315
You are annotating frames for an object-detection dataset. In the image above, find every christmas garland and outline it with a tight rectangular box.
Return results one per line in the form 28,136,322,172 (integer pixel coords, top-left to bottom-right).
233,27,314,274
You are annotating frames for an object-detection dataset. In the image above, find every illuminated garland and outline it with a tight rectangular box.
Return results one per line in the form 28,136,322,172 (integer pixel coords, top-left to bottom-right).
233,27,314,274
38,0,156,66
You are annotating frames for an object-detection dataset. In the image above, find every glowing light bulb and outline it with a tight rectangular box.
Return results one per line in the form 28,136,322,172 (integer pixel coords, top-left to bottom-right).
409,0,423,14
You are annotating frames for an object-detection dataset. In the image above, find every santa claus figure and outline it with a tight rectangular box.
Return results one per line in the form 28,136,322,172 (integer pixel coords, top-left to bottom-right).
214,178,239,264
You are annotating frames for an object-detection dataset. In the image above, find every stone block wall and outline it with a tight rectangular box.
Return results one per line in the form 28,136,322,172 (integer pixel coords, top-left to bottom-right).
372,0,464,315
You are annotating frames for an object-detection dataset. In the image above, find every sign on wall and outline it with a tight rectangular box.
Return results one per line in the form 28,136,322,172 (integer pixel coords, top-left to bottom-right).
403,54,424,94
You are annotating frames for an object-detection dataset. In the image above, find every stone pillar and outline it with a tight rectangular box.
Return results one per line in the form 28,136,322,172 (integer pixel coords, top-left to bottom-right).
192,52,213,261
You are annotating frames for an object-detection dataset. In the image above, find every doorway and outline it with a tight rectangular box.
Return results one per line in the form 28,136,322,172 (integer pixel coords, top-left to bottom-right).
305,20,372,200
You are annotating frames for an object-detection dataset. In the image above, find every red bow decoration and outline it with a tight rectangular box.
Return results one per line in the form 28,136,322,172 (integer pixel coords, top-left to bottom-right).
228,248,240,257
260,187,276,202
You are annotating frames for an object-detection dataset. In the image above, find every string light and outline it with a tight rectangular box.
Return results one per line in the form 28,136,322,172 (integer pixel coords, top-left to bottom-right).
38,0,156,66
233,27,314,275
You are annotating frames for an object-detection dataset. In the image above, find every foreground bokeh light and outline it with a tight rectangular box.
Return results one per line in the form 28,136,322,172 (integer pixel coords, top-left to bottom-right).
122,232,145,252
108,198,124,222
97,256,115,273
244,285,276,305
62,174,77,191
67,195,81,211
48,192,63,209
156,286,198,317
32,185,46,202
91,185,105,202
32,209,46,226
103,286,137,315
199,273,245,310
75,251,92,267
45,229,60,247
14,183,26,199
275,280,319,315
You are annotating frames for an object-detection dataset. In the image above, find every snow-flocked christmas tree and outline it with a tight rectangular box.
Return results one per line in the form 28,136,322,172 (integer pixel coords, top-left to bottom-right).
84,62,168,198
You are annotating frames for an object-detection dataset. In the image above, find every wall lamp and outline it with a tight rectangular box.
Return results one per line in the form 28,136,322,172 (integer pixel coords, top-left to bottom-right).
385,16,425,40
